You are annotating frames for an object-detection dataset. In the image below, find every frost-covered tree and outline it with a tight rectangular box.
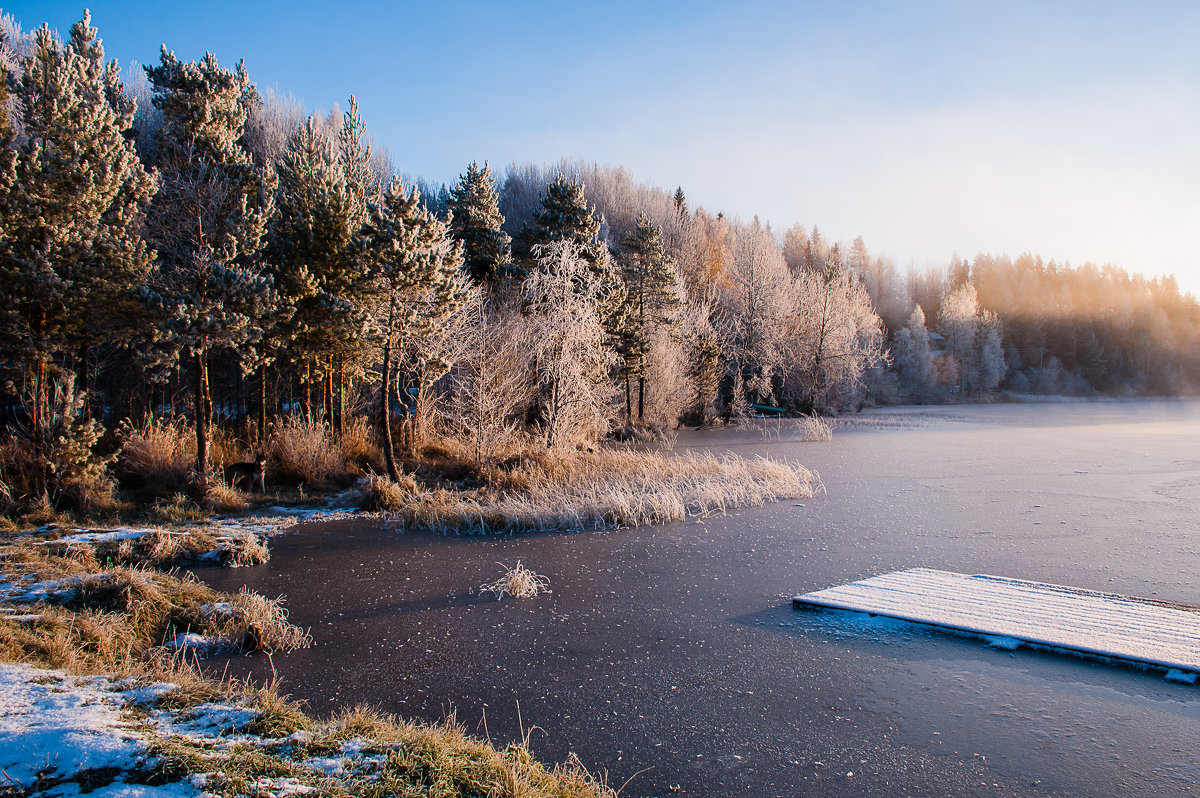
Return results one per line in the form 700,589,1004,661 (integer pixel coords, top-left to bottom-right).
892,305,938,400
267,108,371,427
718,218,795,411
362,180,468,479
0,13,155,440
786,263,886,411
143,46,276,488
448,295,535,464
938,282,1006,397
616,214,680,423
523,241,617,448
447,160,512,284
516,174,609,272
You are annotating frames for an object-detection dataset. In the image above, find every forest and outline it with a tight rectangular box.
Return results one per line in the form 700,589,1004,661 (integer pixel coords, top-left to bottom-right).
2,11,1199,517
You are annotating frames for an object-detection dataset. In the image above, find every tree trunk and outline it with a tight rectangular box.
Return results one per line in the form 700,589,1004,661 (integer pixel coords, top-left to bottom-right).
335,355,345,439
324,356,334,430
79,344,91,420
194,349,210,495
638,375,646,422
256,365,267,442
624,370,632,425
381,304,400,482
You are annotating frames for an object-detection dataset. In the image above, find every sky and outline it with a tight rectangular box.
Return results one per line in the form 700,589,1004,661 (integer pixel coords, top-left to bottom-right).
6,1,1200,296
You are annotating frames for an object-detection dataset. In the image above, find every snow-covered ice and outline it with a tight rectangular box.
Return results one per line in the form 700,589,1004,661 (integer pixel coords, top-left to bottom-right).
794,568,1200,676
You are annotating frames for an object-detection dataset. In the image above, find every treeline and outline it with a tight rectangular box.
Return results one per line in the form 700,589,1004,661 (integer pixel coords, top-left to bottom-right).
1,13,1197,509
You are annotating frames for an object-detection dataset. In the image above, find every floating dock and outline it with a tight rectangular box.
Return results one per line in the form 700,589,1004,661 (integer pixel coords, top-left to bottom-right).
793,568,1200,676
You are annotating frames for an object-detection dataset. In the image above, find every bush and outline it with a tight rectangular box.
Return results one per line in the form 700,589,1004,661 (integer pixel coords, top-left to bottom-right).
267,415,345,486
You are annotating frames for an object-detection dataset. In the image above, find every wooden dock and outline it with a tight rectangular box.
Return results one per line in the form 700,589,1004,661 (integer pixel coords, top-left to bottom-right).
793,568,1200,675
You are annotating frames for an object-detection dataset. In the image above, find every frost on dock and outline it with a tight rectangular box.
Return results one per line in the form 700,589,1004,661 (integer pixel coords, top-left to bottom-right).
793,568,1200,677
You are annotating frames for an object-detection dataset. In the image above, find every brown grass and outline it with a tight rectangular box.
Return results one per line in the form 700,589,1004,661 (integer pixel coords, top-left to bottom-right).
339,415,384,473
268,415,346,485
0,541,307,672
386,440,814,534
116,416,195,489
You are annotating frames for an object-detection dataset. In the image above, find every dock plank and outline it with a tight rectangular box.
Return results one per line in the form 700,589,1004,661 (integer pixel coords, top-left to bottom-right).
793,568,1200,674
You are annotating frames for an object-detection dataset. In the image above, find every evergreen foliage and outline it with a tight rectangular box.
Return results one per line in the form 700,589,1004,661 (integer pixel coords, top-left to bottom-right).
363,180,469,478
143,45,276,488
0,12,154,441
447,160,512,284
616,214,680,422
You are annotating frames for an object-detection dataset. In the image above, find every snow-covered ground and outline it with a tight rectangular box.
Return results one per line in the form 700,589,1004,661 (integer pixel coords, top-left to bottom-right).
0,663,394,798
0,663,194,797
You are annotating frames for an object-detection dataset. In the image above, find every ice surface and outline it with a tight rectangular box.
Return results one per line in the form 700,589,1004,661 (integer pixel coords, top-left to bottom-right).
794,568,1200,675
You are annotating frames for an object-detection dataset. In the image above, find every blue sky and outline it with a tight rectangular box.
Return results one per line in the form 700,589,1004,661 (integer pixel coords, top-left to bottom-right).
6,1,1200,295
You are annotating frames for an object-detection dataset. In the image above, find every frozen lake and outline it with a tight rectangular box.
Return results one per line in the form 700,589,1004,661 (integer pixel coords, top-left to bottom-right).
204,400,1200,797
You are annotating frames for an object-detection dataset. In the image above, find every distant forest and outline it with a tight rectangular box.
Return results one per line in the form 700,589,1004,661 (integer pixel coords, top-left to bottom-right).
2,12,1198,504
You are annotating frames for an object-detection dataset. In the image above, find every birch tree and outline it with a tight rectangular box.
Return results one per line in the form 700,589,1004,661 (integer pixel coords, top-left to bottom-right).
522,241,616,448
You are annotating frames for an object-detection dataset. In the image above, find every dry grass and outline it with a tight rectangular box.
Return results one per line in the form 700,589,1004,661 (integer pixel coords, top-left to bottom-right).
268,415,346,485
481,561,552,599
386,441,814,534
339,415,384,473
357,473,418,511
202,482,249,513
755,413,834,442
116,416,196,489
0,541,308,673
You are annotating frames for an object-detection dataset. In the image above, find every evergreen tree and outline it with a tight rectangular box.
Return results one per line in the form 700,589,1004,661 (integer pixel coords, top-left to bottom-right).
143,45,276,489
673,186,688,221
447,160,512,284
267,111,370,428
363,181,468,480
617,214,679,422
0,13,154,441
515,174,609,270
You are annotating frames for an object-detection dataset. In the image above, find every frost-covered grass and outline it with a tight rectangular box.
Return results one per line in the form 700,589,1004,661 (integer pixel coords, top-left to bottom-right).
481,561,552,599
267,416,346,486
754,413,834,442
381,443,815,534
0,663,615,798
0,543,310,672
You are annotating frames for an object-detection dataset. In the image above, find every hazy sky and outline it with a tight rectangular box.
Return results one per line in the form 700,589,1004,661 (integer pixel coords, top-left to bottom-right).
7,1,1200,296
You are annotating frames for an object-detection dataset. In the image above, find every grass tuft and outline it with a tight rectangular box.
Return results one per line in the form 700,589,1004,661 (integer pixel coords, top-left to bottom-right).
480,561,551,599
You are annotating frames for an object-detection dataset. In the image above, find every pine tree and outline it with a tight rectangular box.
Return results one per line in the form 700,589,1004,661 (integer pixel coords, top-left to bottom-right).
267,111,369,427
363,180,468,480
0,13,155,443
673,186,688,222
447,160,512,284
516,174,609,271
617,214,680,422
143,46,276,489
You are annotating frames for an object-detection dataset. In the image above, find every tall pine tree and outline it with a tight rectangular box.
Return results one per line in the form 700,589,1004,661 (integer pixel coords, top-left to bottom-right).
617,214,679,423
0,13,154,441
143,46,276,489
363,181,468,480
447,160,511,284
